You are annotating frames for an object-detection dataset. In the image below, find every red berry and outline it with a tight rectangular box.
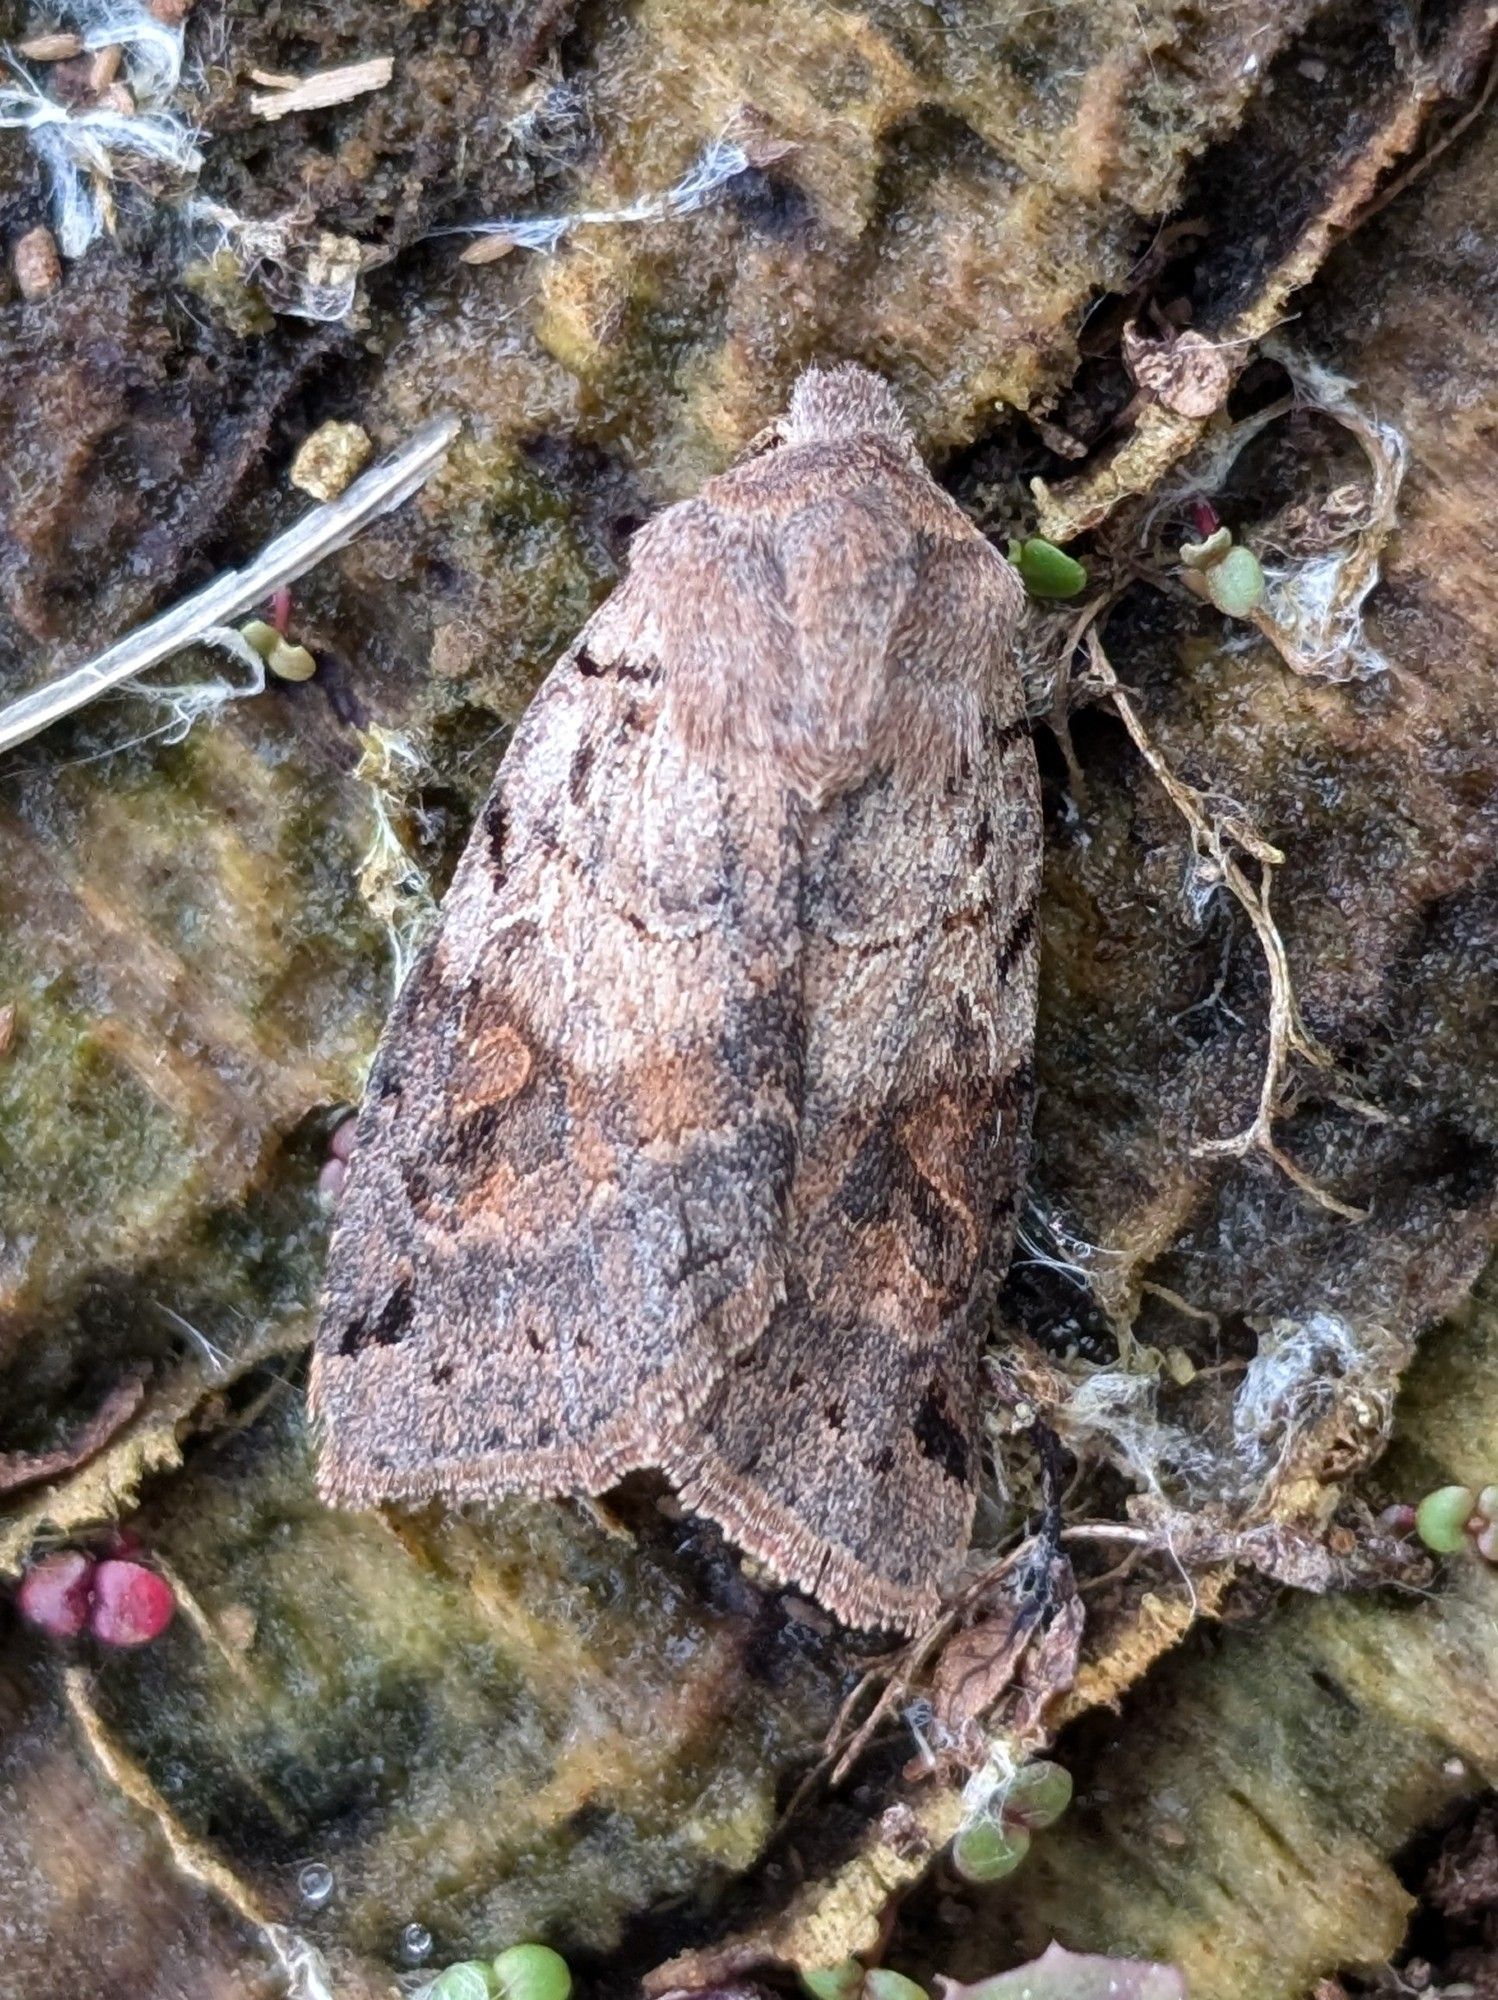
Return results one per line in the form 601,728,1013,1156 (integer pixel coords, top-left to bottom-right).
17,1550,96,1638
88,1559,176,1646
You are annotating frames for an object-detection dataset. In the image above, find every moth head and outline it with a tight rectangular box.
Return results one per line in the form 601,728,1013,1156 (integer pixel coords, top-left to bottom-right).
781,363,919,459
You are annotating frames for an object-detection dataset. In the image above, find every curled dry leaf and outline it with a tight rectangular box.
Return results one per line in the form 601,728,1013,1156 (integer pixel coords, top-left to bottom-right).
1122,320,1234,418
932,1560,1055,1742
931,1556,1082,1763
1001,1572,1085,1745
937,1941,1186,2000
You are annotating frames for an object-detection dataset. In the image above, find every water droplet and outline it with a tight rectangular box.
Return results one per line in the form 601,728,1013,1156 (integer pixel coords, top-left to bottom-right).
401,1923,433,1964
297,1861,335,1910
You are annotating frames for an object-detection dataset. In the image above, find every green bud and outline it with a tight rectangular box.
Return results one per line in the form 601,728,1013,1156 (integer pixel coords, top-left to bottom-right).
268,640,318,683
951,1818,1031,1884
1204,545,1266,618
800,1963,864,2000
429,1966,496,2000
1007,536,1088,601
237,619,280,660
492,1945,572,2000
1180,526,1234,569
1415,1485,1476,1554
1001,1759,1074,1830
865,1972,928,2000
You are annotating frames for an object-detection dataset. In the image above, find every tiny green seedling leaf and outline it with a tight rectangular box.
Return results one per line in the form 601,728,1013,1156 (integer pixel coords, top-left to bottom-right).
1007,535,1088,600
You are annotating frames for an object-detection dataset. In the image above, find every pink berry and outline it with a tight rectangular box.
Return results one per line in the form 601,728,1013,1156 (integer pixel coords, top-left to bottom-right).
88,1559,175,1646
329,1116,359,1163
17,1550,96,1638
317,1157,349,1207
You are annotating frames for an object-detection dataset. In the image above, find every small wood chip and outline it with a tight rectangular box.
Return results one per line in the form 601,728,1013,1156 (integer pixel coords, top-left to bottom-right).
14,225,61,302
290,420,374,501
15,30,84,59
249,56,394,121
0,1003,16,1058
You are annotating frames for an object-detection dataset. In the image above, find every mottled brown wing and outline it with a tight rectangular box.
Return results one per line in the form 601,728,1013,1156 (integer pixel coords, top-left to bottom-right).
313,388,1039,1635
657,569,1041,1633
311,529,810,1504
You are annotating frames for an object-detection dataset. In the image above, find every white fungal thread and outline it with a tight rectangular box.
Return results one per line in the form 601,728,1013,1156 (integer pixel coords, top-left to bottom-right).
443,135,753,254
264,1926,339,2000
354,726,440,997
186,198,364,323
1233,1311,1406,1501
0,2,201,258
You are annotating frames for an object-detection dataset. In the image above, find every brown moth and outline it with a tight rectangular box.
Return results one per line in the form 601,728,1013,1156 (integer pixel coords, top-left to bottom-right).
310,364,1041,1634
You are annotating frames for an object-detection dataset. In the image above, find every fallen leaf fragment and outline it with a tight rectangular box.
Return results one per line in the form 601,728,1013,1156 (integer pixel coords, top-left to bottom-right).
931,1556,1081,1762
1122,320,1233,418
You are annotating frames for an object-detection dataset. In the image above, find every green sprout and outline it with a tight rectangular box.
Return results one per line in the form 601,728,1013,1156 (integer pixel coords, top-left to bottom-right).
1007,535,1088,600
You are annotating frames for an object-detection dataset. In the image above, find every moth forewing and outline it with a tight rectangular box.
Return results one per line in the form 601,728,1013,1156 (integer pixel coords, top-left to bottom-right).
312,363,1039,1633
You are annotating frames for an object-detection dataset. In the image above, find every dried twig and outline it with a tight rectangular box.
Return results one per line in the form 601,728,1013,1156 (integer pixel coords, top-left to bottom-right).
248,56,393,121
1081,628,1366,1220
0,416,458,758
